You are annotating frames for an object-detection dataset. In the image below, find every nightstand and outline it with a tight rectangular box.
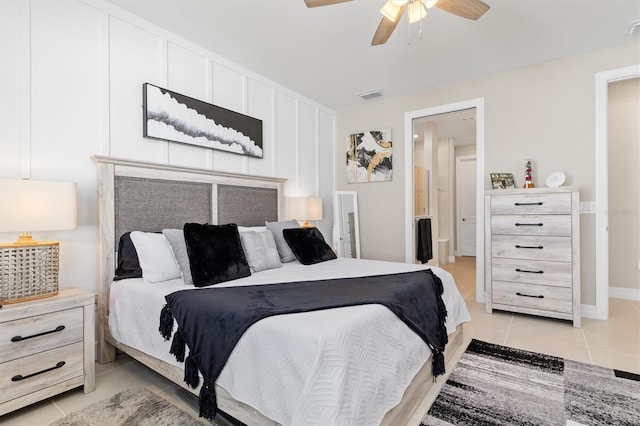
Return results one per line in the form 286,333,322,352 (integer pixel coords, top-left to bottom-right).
0,287,95,415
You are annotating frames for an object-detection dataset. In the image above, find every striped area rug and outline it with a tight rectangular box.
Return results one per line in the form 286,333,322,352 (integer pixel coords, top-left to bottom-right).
422,339,640,426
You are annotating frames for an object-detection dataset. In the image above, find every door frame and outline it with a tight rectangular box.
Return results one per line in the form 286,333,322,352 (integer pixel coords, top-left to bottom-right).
404,98,485,302
456,154,477,256
594,64,640,320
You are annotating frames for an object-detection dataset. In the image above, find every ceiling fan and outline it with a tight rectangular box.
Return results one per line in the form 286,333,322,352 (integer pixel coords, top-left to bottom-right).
304,0,490,46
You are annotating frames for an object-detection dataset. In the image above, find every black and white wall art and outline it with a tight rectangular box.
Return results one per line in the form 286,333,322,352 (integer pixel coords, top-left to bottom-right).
143,83,263,158
346,129,393,183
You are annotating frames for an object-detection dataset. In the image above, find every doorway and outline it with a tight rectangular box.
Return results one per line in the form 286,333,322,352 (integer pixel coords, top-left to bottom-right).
404,98,485,303
595,64,640,320
456,155,477,257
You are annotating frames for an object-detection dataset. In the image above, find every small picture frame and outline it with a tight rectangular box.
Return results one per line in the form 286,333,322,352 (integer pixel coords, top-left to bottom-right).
490,173,516,189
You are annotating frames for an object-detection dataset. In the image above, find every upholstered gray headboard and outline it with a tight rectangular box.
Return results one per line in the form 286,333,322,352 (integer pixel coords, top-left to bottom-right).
114,177,211,239
113,177,279,239
217,184,278,227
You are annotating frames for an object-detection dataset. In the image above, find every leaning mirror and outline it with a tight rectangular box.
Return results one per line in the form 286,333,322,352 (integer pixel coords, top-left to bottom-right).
333,191,361,258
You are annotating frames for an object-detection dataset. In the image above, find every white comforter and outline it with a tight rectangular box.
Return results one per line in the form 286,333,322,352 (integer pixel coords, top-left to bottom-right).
109,257,470,426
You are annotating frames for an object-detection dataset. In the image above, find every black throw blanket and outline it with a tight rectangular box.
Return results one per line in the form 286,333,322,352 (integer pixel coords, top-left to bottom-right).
159,269,448,420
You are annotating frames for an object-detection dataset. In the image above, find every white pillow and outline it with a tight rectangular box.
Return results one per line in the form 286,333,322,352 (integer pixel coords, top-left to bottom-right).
129,231,182,283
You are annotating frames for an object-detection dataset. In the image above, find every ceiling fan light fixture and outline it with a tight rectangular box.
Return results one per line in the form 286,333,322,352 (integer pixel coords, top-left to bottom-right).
424,0,439,8
408,1,428,23
380,0,404,22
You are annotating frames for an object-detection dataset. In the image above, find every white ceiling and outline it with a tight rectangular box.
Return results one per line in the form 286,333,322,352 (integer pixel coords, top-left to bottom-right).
105,0,640,109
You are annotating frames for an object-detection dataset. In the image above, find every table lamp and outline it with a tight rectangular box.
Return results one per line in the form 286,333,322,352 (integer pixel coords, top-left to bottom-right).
287,197,323,228
0,178,77,303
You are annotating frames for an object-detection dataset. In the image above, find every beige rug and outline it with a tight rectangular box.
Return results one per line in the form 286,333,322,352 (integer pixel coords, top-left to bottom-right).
50,388,206,426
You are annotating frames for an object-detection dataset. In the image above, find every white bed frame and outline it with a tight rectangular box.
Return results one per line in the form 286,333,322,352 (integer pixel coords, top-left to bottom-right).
93,155,463,425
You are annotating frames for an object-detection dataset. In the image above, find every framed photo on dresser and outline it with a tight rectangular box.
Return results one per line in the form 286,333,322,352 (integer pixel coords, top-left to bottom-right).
490,173,516,189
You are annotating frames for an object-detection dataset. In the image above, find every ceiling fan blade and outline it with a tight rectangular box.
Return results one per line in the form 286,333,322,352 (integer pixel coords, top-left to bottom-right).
304,0,353,7
435,0,490,20
371,5,407,46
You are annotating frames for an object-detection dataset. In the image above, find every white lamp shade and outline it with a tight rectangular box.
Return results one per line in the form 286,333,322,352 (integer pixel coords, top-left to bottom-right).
287,197,323,222
0,179,77,232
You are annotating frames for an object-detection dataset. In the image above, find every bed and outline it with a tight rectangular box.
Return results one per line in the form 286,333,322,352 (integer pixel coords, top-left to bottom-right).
93,155,470,426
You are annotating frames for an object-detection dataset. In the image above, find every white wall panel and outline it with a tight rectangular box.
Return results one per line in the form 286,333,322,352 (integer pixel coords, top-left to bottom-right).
275,92,298,196
27,0,103,295
30,0,102,181
166,42,211,168
212,62,246,172
247,78,275,177
2,0,335,298
0,0,22,178
298,101,317,196
109,17,164,161
317,109,335,243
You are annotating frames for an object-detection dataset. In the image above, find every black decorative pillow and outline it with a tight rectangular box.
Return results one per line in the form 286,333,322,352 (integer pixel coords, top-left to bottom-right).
282,227,337,265
183,223,251,287
114,232,142,280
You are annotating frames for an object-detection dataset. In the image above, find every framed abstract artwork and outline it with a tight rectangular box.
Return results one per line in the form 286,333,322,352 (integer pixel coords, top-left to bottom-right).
143,83,263,158
346,129,393,183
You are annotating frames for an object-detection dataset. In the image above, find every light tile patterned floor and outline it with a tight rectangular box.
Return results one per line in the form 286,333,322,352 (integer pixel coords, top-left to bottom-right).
2,256,639,425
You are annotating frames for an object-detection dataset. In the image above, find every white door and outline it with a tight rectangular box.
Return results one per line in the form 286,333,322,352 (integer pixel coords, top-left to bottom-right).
457,156,476,256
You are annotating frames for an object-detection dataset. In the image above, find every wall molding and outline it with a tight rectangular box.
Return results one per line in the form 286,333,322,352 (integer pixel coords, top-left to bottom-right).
609,286,640,301
594,63,640,320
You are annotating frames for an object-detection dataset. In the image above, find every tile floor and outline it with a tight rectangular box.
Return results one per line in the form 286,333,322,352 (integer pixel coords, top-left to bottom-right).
2,256,639,425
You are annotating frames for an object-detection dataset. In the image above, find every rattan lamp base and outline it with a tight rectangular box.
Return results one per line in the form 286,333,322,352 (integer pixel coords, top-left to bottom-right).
0,241,59,304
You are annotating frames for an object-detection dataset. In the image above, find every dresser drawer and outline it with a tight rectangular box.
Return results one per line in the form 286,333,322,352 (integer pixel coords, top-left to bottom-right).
0,307,83,363
491,215,572,236
490,193,572,215
0,342,84,404
492,235,572,262
492,281,573,314
491,258,572,287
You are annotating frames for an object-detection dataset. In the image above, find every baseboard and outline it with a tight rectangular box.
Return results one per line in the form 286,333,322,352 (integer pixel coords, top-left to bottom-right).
580,304,597,319
448,256,456,263
609,286,640,301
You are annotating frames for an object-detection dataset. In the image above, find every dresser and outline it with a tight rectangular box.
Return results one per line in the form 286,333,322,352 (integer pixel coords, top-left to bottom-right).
0,288,95,415
485,187,580,327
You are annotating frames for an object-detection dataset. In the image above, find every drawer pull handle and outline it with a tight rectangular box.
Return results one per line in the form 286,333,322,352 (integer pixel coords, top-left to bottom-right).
515,245,544,249
11,361,66,382
11,325,66,342
516,292,544,299
514,202,543,206
516,268,544,274
515,223,543,227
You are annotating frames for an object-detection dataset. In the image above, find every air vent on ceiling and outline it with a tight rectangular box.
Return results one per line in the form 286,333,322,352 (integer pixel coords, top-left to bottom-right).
357,89,382,100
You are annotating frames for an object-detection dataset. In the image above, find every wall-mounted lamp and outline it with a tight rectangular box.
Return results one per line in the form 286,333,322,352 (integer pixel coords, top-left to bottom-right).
0,178,77,303
287,197,323,228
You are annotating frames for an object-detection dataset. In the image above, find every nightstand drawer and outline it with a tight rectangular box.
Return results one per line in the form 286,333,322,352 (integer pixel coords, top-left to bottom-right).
490,215,572,236
0,307,83,363
492,235,572,262
490,193,572,215
0,342,84,404
492,281,573,314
